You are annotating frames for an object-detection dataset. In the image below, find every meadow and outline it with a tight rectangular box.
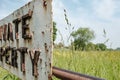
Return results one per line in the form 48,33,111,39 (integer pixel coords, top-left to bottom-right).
0,49,120,80
53,49,120,80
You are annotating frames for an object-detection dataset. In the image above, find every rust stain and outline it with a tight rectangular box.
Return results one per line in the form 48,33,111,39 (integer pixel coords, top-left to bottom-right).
50,28,52,33
0,26,3,40
3,24,7,41
42,31,45,36
29,49,41,77
15,33,19,39
28,2,31,7
48,73,52,80
45,62,47,67
40,58,42,64
8,23,14,41
43,0,47,10
44,43,49,54
0,47,4,61
28,9,33,17
16,11,21,18
49,63,51,68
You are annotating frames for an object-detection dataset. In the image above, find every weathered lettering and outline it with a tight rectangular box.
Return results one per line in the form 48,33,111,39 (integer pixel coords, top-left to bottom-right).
11,47,18,68
22,11,32,39
3,24,7,41
7,23,14,41
0,26,3,41
0,47,4,61
18,47,28,72
5,46,11,64
13,18,21,39
29,49,40,77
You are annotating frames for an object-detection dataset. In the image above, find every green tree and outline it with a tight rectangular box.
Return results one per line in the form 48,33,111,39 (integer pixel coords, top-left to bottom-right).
71,28,95,50
86,42,96,51
116,47,120,51
53,22,57,43
95,43,107,51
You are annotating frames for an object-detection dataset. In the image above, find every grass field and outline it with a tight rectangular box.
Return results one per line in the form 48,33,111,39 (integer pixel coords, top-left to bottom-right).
0,67,9,79
53,49,120,80
0,67,19,80
0,49,120,80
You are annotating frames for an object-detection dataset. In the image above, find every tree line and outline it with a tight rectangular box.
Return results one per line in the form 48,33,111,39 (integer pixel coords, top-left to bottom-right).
53,22,110,51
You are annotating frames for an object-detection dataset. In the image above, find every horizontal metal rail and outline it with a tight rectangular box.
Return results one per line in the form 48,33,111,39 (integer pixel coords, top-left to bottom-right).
52,66,105,80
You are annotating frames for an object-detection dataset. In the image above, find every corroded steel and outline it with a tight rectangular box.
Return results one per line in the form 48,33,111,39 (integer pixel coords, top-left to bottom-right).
0,0,52,80
52,67,105,80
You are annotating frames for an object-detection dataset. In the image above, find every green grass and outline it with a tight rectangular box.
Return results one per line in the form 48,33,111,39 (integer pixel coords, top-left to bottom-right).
0,67,19,80
53,49,120,80
0,67,9,79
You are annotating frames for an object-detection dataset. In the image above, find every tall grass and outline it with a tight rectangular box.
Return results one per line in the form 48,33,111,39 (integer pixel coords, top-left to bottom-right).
0,67,19,80
53,49,120,80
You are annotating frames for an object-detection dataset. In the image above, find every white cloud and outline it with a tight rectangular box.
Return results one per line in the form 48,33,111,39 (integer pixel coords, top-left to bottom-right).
93,0,116,20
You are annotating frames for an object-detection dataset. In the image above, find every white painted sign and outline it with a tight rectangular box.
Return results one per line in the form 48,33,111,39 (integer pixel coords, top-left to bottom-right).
0,0,52,80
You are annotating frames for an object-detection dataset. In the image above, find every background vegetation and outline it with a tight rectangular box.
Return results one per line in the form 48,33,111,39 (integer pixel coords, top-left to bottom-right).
53,49,120,80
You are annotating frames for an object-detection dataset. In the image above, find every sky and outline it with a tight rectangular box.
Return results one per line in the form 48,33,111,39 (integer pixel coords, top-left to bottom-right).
0,0,120,49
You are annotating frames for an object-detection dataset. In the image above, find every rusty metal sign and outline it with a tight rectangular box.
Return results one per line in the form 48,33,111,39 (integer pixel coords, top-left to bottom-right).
0,0,52,80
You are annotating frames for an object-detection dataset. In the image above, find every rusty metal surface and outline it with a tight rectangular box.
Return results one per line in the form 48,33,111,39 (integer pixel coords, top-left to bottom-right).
0,0,52,80
52,67,105,80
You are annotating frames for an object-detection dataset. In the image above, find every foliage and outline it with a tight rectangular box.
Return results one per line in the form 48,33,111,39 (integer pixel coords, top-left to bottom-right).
2,74,20,80
0,67,20,80
71,28,95,50
116,47,120,51
85,42,96,51
53,22,57,43
54,42,64,48
53,49,120,80
95,43,107,51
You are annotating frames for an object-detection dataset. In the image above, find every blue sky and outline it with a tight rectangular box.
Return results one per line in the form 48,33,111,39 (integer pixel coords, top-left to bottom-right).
53,0,120,49
0,0,120,49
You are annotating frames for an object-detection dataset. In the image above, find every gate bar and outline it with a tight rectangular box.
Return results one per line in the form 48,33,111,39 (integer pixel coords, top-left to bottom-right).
52,67,105,80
